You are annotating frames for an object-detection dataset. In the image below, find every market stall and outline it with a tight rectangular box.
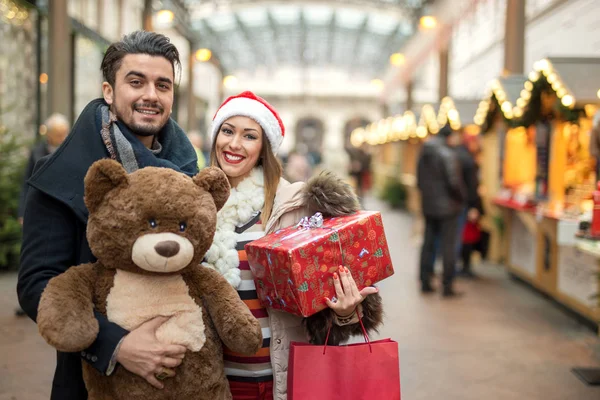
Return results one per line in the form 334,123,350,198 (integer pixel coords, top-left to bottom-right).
522,57,600,323
493,58,600,328
473,75,530,265
350,110,421,210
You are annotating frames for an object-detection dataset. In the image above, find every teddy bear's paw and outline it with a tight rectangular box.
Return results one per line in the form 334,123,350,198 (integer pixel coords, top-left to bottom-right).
41,316,100,353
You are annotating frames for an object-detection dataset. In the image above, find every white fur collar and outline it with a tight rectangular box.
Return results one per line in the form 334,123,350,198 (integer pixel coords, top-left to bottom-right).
202,168,265,287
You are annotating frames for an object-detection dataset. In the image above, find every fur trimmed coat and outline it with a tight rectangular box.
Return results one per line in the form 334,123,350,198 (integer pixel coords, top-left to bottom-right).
263,172,383,400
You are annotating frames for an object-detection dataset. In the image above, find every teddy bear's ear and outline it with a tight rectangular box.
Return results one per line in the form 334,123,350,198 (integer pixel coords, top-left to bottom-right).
193,167,230,211
84,159,129,213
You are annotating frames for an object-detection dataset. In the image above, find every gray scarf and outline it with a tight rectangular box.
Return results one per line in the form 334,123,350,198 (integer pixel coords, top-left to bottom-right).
99,105,162,173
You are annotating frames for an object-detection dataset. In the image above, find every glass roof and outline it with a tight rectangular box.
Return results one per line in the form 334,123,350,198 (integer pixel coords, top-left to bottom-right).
178,0,433,77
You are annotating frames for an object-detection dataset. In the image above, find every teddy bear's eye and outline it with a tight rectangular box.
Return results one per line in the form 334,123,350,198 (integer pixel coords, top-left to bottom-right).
149,219,158,228
179,222,187,232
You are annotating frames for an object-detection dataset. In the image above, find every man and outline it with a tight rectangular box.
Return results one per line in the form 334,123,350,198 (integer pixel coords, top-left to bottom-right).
454,133,482,277
15,113,69,317
416,124,466,297
17,31,198,399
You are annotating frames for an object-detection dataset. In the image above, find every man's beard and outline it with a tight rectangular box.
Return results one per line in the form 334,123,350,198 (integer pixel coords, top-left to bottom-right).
112,102,167,137
129,121,162,137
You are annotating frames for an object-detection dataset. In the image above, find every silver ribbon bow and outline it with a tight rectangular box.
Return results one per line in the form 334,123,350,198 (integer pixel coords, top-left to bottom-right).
296,212,324,229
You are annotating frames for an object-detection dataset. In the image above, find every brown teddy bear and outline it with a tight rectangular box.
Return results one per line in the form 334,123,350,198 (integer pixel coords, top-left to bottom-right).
37,159,263,400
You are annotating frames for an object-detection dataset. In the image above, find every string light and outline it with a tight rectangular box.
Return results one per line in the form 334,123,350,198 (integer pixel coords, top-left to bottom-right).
223,75,238,88
528,71,540,82
360,109,438,146
513,107,523,118
419,16,437,30
537,59,550,72
389,53,405,67
195,48,212,62
403,111,417,139
0,0,28,25
391,116,405,141
437,97,461,129
156,9,175,25
448,109,459,123
420,104,439,133
350,128,365,148
561,95,574,108
514,59,578,115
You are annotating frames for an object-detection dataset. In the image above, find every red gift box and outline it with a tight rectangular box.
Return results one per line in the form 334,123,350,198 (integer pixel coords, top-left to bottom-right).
245,211,394,317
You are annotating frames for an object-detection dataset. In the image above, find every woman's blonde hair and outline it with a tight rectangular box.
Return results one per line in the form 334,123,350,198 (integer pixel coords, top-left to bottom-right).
210,126,282,224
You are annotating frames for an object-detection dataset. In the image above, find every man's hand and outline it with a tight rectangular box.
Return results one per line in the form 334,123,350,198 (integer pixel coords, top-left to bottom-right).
116,316,186,389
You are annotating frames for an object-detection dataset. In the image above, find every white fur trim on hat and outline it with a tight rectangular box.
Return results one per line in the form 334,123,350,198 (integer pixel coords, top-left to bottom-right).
211,96,284,153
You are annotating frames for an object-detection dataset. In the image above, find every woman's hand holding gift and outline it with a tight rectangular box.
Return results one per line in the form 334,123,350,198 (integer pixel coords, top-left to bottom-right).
324,265,379,319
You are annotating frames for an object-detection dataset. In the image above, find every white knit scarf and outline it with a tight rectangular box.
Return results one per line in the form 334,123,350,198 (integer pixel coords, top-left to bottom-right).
202,167,265,287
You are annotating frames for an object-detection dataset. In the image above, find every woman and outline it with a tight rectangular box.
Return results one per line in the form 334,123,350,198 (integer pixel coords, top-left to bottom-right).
202,91,383,400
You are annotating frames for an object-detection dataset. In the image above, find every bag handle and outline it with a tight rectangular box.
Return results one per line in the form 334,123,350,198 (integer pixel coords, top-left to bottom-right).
322,313,372,355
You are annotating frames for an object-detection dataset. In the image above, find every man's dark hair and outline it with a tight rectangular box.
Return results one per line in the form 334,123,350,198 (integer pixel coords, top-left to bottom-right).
101,31,181,87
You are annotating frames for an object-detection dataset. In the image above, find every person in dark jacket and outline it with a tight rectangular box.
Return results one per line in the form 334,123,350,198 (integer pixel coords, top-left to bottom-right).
18,113,70,223
17,31,198,400
456,133,484,277
14,113,69,317
453,134,480,271
417,124,466,297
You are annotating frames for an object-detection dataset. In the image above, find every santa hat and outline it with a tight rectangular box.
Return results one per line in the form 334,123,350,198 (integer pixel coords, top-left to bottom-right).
211,91,285,153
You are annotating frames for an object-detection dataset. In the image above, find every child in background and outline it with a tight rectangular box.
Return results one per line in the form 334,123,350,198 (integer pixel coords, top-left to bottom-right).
460,207,482,278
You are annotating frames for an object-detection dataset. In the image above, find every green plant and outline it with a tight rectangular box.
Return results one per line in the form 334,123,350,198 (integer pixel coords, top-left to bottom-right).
380,179,408,209
0,123,27,269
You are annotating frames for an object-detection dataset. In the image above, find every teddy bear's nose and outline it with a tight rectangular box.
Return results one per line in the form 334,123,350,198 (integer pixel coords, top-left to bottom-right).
154,241,180,258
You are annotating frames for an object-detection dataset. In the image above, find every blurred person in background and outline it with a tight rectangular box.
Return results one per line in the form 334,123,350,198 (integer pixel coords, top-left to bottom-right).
284,145,312,183
458,133,484,278
187,130,207,169
14,113,69,317
17,113,70,225
347,143,372,206
417,124,466,297
454,131,481,277
17,31,198,399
